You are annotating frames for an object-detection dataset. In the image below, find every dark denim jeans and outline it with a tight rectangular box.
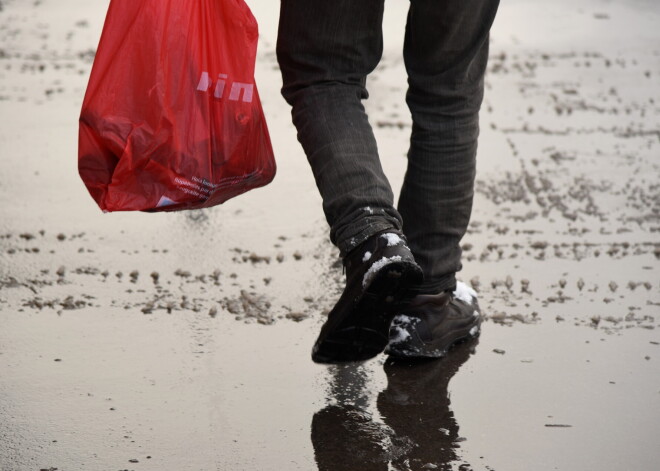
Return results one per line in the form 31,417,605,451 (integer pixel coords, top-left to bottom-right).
277,0,499,294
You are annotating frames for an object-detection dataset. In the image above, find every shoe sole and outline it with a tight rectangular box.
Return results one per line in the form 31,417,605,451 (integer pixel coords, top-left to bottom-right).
312,260,423,364
386,320,481,359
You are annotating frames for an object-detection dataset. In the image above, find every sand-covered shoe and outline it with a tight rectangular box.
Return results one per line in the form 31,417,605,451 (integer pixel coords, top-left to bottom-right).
385,281,481,359
312,231,423,364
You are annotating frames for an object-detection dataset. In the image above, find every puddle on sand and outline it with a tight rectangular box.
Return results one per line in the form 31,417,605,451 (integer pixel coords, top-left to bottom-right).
0,307,323,470
3,307,657,471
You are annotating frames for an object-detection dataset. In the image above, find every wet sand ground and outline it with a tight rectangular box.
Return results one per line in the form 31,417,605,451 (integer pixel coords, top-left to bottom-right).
1,0,658,470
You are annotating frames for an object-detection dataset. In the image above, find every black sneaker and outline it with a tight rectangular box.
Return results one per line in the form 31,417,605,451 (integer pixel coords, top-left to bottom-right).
385,281,481,359
312,231,424,364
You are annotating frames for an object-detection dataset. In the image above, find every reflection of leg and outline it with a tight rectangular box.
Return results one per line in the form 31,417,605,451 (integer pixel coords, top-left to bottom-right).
399,0,500,293
277,0,401,256
378,338,479,469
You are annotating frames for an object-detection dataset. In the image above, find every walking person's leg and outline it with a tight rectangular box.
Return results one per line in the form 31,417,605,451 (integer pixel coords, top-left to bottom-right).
387,0,500,358
278,0,404,252
277,0,423,363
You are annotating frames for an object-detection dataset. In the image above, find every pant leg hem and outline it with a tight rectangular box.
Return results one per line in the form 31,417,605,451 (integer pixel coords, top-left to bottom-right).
409,275,457,295
336,222,402,258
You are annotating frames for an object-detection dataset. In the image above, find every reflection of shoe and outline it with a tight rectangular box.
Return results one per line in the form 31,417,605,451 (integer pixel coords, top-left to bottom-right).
385,281,481,359
312,231,423,364
311,405,395,471
378,338,479,470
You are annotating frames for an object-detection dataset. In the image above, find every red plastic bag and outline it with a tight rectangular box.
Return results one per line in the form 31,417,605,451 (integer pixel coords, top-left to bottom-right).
79,0,276,212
